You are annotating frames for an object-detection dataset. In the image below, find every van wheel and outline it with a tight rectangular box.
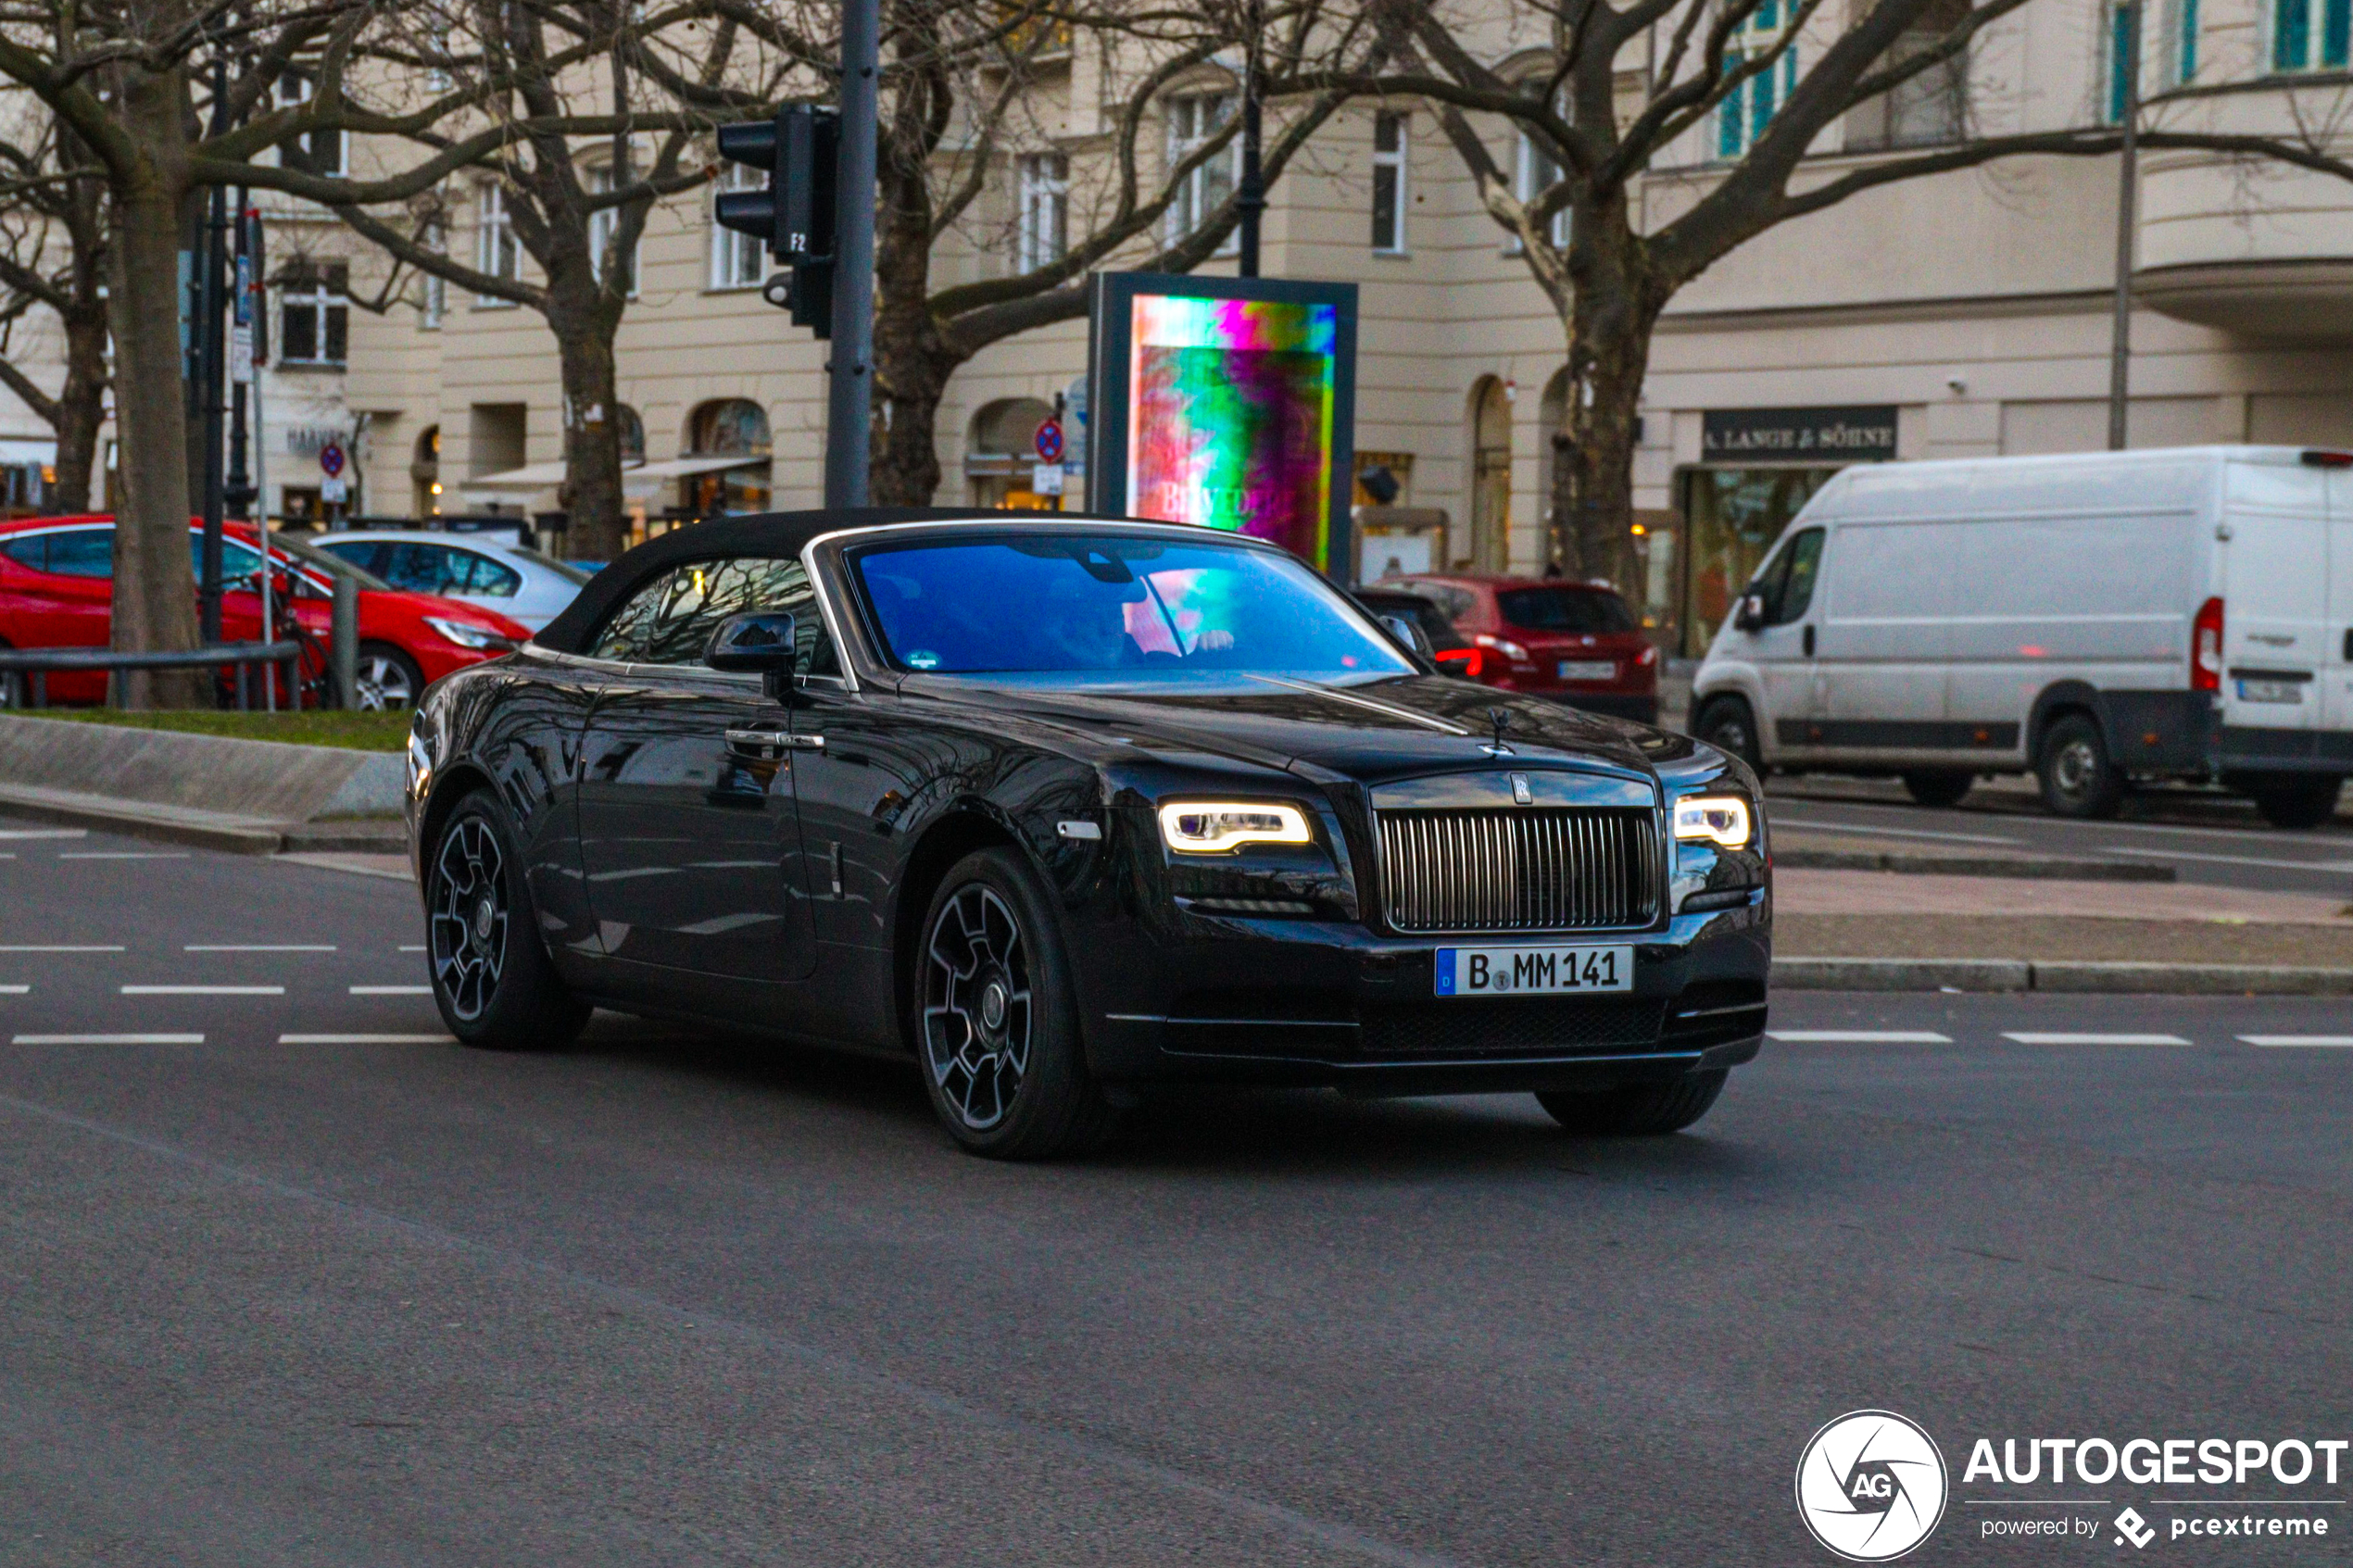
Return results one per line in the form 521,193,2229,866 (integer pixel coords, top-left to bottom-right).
1901,771,1973,809
2246,775,2345,830
1692,696,1761,771
2036,714,2124,819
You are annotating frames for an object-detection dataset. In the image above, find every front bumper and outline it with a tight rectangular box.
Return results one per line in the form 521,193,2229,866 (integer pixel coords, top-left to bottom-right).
1076,892,1768,1096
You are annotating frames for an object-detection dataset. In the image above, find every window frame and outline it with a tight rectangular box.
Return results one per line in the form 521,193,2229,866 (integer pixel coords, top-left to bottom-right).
1164,92,1240,256
277,262,350,368
272,69,346,177
1371,110,1409,255
710,162,767,290
2269,0,2349,72
1015,151,1070,275
475,183,522,307
1716,3,1801,160
586,166,641,297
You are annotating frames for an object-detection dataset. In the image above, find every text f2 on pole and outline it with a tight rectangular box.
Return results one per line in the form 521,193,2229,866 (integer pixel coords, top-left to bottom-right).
715,106,839,338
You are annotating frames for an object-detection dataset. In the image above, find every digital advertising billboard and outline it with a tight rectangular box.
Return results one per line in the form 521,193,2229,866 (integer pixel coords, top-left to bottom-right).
1085,272,1358,577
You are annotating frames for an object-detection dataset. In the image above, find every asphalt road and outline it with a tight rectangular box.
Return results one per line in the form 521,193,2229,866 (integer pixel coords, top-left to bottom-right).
1765,777,2353,897
3,820,2348,1565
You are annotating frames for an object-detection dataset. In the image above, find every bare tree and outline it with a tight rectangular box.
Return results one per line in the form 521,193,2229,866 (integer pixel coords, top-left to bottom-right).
721,0,1366,504
0,99,108,512
1313,0,2353,582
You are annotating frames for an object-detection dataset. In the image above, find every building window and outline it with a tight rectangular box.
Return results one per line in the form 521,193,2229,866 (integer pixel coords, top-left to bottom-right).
1717,2,1798,158
418,222,447,329
1371,112,1407,253
587,168,639,295
711,162,765,289
2170,0,2200,80
278,261,348,366
2270,0,2346,70
1166,93,1238,253
1016,153,1068,274
476,183,520,305
1512,127,1570,250
273,70,345,176
1847,0,1968,149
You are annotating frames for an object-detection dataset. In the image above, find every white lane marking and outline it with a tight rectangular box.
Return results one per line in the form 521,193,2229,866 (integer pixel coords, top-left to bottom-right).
0,829,86,839
2002,1031,2191,1047
350,985,432,996
2237,1035,2353,1047
0,945,123,952
2101,847,2353,873
1770,819,2022,847
120,985,284,996
184,944,338,952
280,1033,455,1045
1769,1029,1953,1043
397,945,425,953
12,1033,204,1045
1771,795,2352,847
0,853,15,859
59,851,191,860
0,985,27,995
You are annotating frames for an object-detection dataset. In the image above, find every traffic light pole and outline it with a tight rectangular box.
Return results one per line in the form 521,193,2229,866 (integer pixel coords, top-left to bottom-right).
825,0,879,509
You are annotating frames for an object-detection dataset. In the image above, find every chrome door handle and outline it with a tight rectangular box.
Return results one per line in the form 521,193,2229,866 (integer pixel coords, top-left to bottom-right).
784,734,825,750
724,728,788,759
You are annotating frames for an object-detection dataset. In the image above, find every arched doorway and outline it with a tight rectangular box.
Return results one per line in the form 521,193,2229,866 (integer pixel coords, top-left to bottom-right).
1467,377,1512,572
411,425,441,518
965,397,1058,508
684,398,771,515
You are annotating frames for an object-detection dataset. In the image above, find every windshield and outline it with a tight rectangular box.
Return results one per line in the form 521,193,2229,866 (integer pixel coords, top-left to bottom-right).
1496,586,1635,633
849,533,1415,682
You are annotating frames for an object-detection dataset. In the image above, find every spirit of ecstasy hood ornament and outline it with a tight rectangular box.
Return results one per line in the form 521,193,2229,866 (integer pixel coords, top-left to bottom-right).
1481,707,1516,757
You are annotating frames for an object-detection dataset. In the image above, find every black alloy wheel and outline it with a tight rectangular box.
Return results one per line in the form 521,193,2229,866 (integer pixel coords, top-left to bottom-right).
1538,1070,1728,1136
426,790,589,1050
1692,696,1762,772
916,848,1119,1159
1901,771,1974,809
2035,713,2125,820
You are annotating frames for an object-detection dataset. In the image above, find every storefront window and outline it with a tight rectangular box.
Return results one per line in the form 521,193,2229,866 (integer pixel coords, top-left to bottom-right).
1678,467,1836,656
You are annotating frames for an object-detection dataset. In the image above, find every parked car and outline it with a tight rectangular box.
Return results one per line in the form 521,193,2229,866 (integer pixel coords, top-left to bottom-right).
310,530,592,632
408,509,1769,1158
1688,445,2353,827
1392,573,1661,721
1353,586,1472,661
0,516,531,709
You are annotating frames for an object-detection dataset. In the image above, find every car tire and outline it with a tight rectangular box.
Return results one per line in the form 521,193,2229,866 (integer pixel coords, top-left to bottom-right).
1537,1070,1728,1136
357,642,427,711
914,847,1121,1160
2246,774,2346,831
2035,713,2124,820
1901,771,1974,809
1692,696,1762,771
425,788,590,1051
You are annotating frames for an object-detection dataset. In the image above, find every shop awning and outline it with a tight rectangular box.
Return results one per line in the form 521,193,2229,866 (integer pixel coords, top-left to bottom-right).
459,459,571,493
0,437,58,467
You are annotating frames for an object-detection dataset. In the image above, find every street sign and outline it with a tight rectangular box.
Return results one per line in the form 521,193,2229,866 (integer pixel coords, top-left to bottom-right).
320,442,346,479
321,476,349,504
1034,418,1064,463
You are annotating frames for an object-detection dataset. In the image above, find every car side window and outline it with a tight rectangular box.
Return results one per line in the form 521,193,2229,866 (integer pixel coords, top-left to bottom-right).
590,555,840,675
319,540,391,579
2,536,45,571
383,543,461,596
1773,528,1826,624
458,552,522,597
189,535,264,582
45,529,114,578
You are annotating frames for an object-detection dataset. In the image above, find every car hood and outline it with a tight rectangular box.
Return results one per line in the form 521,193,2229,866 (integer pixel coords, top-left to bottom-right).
364,590,533,638
906,673,1703,786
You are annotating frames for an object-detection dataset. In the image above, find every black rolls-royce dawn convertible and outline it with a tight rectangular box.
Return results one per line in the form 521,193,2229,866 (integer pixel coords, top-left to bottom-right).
404,508,1771,1158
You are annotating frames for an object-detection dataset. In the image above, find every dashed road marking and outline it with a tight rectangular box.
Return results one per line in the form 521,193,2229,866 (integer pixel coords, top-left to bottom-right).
13,1033,204,1045
0,945,123,952
350,985,432,996
1769,1030,1953,1044
2237,1035,2353,1047
184,944,337,952
0,829,85,839
2101,847,2353,873
0,985,27,995
1771,819,2022,847
120,985,285,996
280,1033,454,1045
397,945,425,953
2001,1032,2191,1047
59,852,191,860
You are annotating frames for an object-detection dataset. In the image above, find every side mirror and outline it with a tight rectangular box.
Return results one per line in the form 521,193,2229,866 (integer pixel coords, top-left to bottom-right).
1732,594,1768,633
705,610,799,696
1378,612,1434,659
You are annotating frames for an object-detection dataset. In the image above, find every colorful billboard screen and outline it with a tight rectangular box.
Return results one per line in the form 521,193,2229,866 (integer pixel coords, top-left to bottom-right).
1088,274,1357,575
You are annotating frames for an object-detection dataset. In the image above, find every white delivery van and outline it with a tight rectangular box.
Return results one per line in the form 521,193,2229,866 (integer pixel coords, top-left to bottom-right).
1688,446,2353,827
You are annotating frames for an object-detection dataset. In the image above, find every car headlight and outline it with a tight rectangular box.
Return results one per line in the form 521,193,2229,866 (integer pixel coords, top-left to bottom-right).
1672,795,1754,849
425,616,517,651
1157,801,1315,854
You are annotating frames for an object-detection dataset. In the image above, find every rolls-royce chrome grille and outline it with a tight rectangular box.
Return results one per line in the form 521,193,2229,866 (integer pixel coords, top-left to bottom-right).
1374,808,1661,934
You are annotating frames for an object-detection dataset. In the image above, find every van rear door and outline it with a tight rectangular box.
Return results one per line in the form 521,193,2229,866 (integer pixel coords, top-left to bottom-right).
2320,468,2353,737
2221,463,2329,734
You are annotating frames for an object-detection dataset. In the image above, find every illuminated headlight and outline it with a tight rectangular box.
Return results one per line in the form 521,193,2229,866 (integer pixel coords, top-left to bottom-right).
425,616,518,651
1672,795,1753,849
1157,802,1315,854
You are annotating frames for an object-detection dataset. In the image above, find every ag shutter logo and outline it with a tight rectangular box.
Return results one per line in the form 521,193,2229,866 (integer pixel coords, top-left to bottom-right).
1796,1410,1949,1562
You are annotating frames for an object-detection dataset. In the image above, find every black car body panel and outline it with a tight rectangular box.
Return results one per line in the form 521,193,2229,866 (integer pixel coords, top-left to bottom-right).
408,509,1769,1096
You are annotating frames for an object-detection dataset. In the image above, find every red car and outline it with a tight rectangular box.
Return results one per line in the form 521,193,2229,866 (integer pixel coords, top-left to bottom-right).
1392,572,1660,723
0,515,531,709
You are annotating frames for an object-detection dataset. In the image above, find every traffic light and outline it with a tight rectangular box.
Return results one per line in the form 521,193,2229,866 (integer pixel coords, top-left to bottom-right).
716,105,838,337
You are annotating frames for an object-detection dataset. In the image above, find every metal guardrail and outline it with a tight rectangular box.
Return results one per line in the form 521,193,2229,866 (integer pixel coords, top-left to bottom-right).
0,639,306,712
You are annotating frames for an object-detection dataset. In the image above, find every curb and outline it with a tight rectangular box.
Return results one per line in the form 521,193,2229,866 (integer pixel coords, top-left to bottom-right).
1774,849,2173,882
0,784,403,856
1773,956,2353,996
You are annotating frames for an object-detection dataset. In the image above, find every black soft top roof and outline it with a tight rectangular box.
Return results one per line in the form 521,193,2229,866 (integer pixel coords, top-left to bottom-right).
534,506,1154,654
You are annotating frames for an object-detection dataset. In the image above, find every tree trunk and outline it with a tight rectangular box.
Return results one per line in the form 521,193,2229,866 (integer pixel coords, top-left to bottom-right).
51,305,108,513
1560,217,1664,596
870,297,950,507
105,67,205,708
551,305,626,560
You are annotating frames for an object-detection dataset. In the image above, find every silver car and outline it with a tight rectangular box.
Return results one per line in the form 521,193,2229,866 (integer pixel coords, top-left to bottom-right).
310,530,592,633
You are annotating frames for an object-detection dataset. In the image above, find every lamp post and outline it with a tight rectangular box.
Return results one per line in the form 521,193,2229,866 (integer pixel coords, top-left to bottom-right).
1236,0,1265,278
824,0,879,508
2107,0,2142,453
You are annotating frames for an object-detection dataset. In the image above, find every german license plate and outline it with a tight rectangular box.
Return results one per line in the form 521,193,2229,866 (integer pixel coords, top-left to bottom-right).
1434,945,1632,997
2236,678,2305,704
1557,659,1617,682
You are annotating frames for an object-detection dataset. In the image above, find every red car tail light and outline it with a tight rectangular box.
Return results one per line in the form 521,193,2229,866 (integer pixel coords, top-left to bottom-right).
2192,596,2223,693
